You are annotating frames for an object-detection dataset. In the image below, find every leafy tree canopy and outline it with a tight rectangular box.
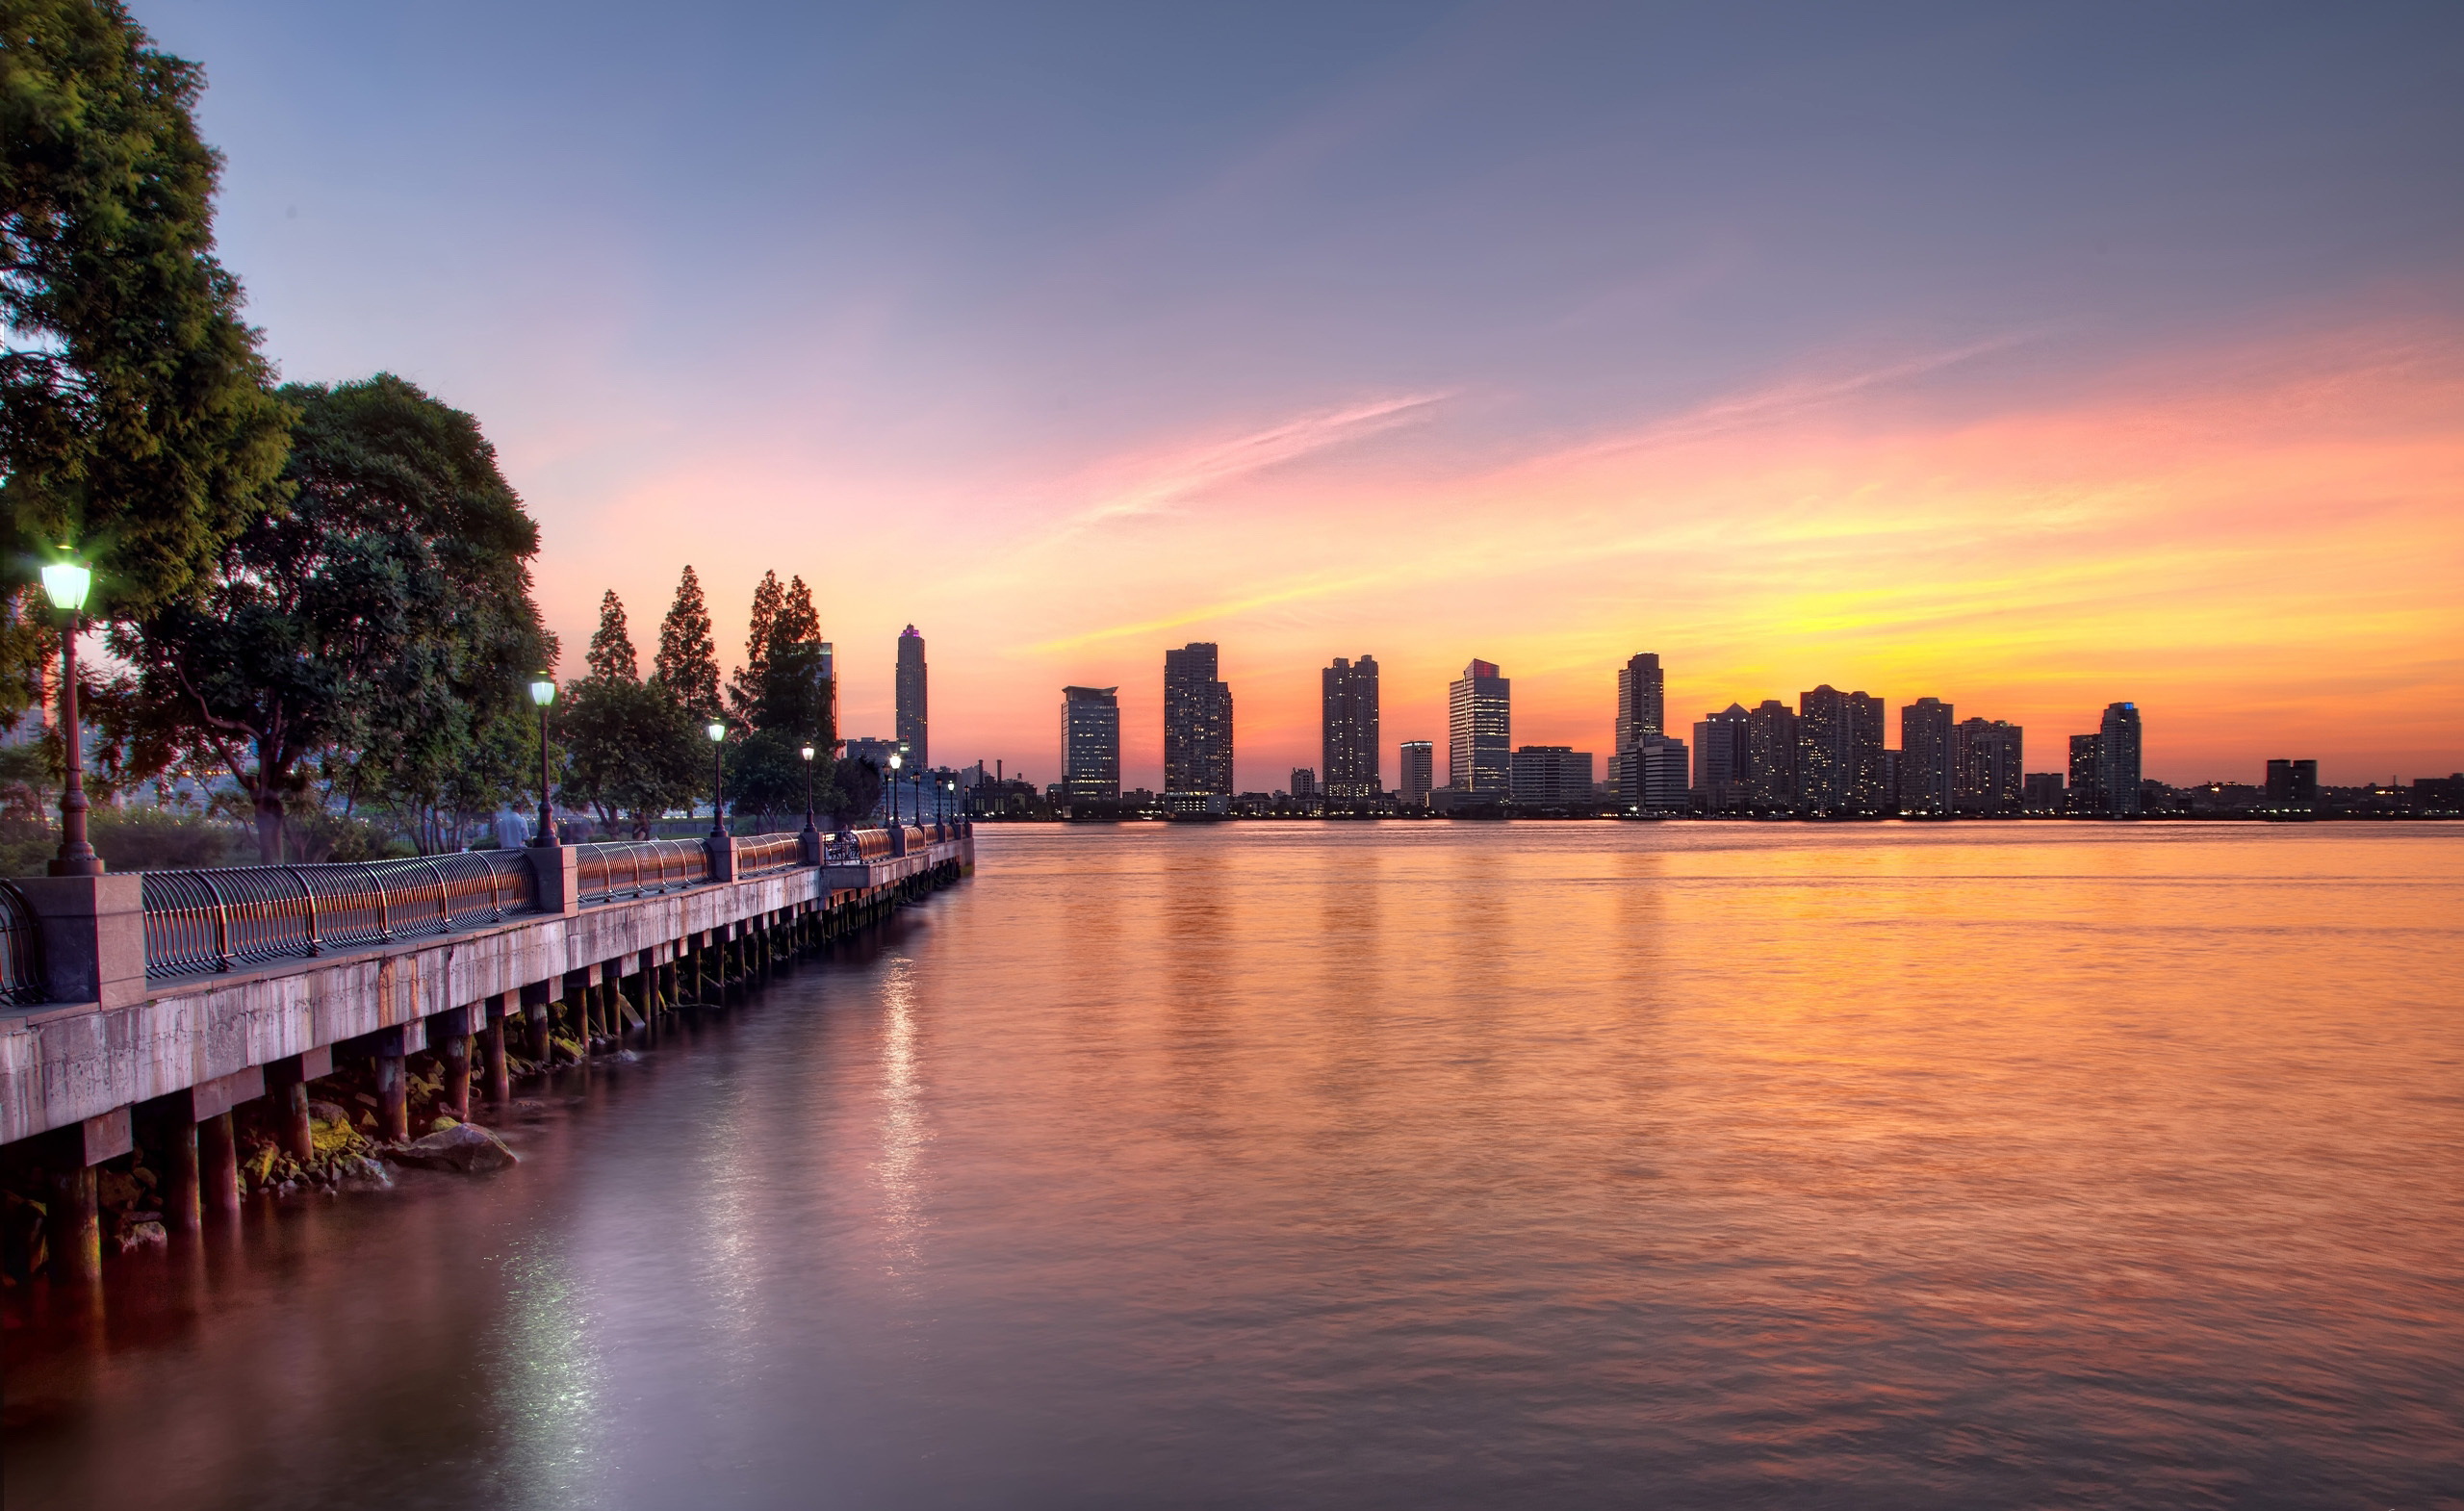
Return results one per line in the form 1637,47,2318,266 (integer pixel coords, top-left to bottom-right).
1,0,292,621
114,372,548,859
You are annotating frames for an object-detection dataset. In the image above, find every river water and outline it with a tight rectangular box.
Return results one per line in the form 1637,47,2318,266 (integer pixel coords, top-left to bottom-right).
6,824,2461,1509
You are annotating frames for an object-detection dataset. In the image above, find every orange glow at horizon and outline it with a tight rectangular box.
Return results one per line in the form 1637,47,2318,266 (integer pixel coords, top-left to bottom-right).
532,324,2464,791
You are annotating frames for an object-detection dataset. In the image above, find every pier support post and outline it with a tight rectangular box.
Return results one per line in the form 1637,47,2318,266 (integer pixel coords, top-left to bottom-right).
264,1048,331,1165
161,1112,200,1235
373,1042,409,1143
482,993,511,1105
42,1109,129,1288
435,1007,472,1121
199,1113,240,1219
523,981,552,1064
563,971,591,1061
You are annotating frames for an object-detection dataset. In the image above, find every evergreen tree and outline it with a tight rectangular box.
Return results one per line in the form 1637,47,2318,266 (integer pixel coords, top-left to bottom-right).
2,0,294,624
728,570,783,720
775,574,820,648
654,566,720,721
586,589,636,681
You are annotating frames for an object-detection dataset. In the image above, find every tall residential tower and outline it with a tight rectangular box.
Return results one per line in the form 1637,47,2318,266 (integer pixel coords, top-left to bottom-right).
1322,655,1380,807
1163,643,1234,802
894,625,927,768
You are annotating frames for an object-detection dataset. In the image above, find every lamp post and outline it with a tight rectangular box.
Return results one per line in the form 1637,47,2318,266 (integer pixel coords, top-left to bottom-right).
40,558,100,876
886,751,902,827
528,676,558,846
801,744,818,834
707,721,729,837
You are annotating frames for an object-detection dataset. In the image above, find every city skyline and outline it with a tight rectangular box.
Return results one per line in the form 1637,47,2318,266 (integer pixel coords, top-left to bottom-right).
125,2,2464,790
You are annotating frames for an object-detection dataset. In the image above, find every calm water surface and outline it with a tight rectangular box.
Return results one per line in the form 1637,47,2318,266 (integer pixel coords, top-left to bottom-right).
7,824,2462,1509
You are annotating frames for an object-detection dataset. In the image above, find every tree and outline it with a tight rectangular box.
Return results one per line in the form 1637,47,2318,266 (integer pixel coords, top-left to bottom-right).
2,0,293,626
114,373,549,860
585,589,635,681
775,574,819,648
824,756,882,830
727,570,783,721
562,590,700,835
654,566,719,723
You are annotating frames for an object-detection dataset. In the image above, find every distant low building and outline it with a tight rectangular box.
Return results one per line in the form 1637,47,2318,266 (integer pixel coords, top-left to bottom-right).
1399,740,1434,808
2265,758,2319,811
1511,745,1593,807
2022,772,2066,813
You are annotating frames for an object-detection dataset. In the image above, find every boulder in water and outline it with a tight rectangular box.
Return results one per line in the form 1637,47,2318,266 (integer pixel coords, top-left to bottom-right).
388,1122,517,1174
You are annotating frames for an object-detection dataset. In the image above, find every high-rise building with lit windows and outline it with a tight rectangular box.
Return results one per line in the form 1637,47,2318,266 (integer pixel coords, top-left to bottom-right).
1322,655,1380,806
894,625,927,769
1163,643,1234,799
1399,741,1434,808
1062,685,1119,803
1448,659,1511,793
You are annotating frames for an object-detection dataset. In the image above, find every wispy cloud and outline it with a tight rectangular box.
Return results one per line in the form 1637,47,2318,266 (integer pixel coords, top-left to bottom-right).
1049,392,1448,537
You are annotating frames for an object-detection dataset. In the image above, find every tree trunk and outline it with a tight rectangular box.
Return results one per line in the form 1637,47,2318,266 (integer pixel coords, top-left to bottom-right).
254,787,285,863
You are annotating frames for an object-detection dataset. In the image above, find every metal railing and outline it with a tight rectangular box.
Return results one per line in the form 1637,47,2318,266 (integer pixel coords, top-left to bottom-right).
575,839,710,905
734,833,807,877
0,881,43,1006
142,851,538,980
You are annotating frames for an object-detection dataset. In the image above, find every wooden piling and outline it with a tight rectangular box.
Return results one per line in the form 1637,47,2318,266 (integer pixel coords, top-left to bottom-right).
374,1048,409,1143
437,1007,472,1121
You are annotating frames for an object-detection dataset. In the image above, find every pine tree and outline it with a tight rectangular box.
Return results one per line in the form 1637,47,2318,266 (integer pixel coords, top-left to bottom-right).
654,566,720,720
775,575,820,648
728,570,783,719
585,589,637,681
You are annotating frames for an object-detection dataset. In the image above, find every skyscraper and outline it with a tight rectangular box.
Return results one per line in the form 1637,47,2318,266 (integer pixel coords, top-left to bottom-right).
2098,702,2143,814
1448,659,1511,793
1798,685,1886,815
1062,685,1119,803
1952,717,2023,815
894,625,927,768
1322,655,1380,807
1163,643,1234,800
1693,703,1751,811
1399,741,1434,808
1608,652,1666,807
1614,653,1664,749
2068,733,2104,814
1900,697,1955,816
1744,700,1799,811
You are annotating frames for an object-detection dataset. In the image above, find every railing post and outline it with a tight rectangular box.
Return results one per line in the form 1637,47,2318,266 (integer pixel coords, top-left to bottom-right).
10,875,146,1011
706,833,738,883
526,843,580,916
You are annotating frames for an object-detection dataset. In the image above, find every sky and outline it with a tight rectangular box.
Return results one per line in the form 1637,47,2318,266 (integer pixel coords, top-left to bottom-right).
133,0,2464,788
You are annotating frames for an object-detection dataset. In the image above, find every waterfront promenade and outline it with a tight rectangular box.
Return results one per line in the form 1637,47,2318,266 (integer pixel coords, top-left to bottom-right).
0,823,972,1290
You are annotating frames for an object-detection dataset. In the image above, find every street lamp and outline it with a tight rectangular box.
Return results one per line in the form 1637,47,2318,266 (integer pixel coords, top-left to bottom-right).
801,743,818,834
527,676,558,846
707,720,728,837
886,751,902,827
39,557,100,876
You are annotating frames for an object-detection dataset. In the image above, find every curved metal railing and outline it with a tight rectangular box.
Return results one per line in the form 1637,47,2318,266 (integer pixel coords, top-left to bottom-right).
574,839,710,905
0,881,43,1006
734,833,806,877
142,851,538,979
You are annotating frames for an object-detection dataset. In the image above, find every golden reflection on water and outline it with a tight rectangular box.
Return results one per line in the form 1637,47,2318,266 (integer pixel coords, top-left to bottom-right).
5,824,2459,1510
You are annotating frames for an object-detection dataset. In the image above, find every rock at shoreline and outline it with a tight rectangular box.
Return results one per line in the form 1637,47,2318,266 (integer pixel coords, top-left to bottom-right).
388,1122,518,1174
